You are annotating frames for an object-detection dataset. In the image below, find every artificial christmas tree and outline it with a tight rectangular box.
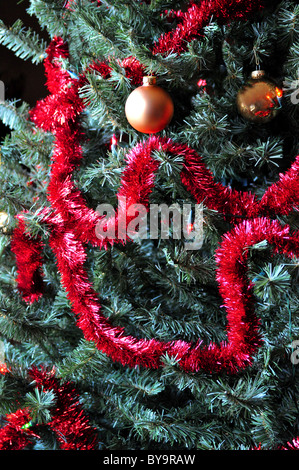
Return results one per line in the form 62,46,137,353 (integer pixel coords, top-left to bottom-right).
0,0,299,454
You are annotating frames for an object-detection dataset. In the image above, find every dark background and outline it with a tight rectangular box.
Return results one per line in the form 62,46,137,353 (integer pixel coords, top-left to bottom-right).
0,0,49,138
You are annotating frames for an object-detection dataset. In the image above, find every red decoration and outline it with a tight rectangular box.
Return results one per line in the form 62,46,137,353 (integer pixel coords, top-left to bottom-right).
29,367,99,450
110,133,119,148
197,78,207,88
62,0,264,88
10,38,299,374
0,0,299,450
11,216,44,304
0,363,9,375
152,0,264,55
254,437,299,450
0,367,99,450
2,364,298,450
4,0,299,449
0,409,38,450
121,56,145,86
281,438,299,450
65,0,264,58
86,56,145,87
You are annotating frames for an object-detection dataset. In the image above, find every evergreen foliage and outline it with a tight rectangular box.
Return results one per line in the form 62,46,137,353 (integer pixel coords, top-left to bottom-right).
0,0,298,451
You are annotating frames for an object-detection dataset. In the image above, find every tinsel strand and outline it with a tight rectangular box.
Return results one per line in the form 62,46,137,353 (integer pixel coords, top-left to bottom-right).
5,0,299,449
0,367,99,450
10,36,299,372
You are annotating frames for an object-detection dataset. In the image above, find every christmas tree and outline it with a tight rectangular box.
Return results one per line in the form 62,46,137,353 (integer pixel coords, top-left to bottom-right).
0,0,299,453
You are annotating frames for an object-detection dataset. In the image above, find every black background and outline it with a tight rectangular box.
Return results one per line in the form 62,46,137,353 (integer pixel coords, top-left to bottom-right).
0,0,49,138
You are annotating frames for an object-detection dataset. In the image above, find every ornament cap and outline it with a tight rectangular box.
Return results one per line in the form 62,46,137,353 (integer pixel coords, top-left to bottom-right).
251,70,266,80
143,76,157,86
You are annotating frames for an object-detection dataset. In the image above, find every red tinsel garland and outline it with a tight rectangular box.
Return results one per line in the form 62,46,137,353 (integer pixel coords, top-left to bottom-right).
281,438,299,450
11,215,44,304
0,367,99,450
10,36,299,372
64,0,265,84
25,31,299,255
0,408,37,450
1,364,299,450
64,0,264,57
152,0,264,55
5,0,299,450
47,215,299,373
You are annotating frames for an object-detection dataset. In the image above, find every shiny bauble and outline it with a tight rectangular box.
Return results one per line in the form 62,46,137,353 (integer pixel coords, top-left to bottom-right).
236,70,283,123
125,76,174,133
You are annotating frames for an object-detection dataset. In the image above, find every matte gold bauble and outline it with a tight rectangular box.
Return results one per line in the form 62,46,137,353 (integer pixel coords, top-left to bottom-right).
236,70,283,123
125,76,174,133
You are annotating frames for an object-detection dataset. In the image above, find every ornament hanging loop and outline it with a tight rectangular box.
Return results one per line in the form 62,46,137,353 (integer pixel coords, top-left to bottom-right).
253,48,261,71
252,49,265,79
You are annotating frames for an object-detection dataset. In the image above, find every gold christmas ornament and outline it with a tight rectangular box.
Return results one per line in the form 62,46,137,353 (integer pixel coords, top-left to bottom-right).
0,212,9,232
125,76,174,133
236,70,283,123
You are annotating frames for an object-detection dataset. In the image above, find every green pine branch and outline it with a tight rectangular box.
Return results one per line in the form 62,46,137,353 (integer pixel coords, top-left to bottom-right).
0,19,47,64
27,0,66,38
0,100,31,131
